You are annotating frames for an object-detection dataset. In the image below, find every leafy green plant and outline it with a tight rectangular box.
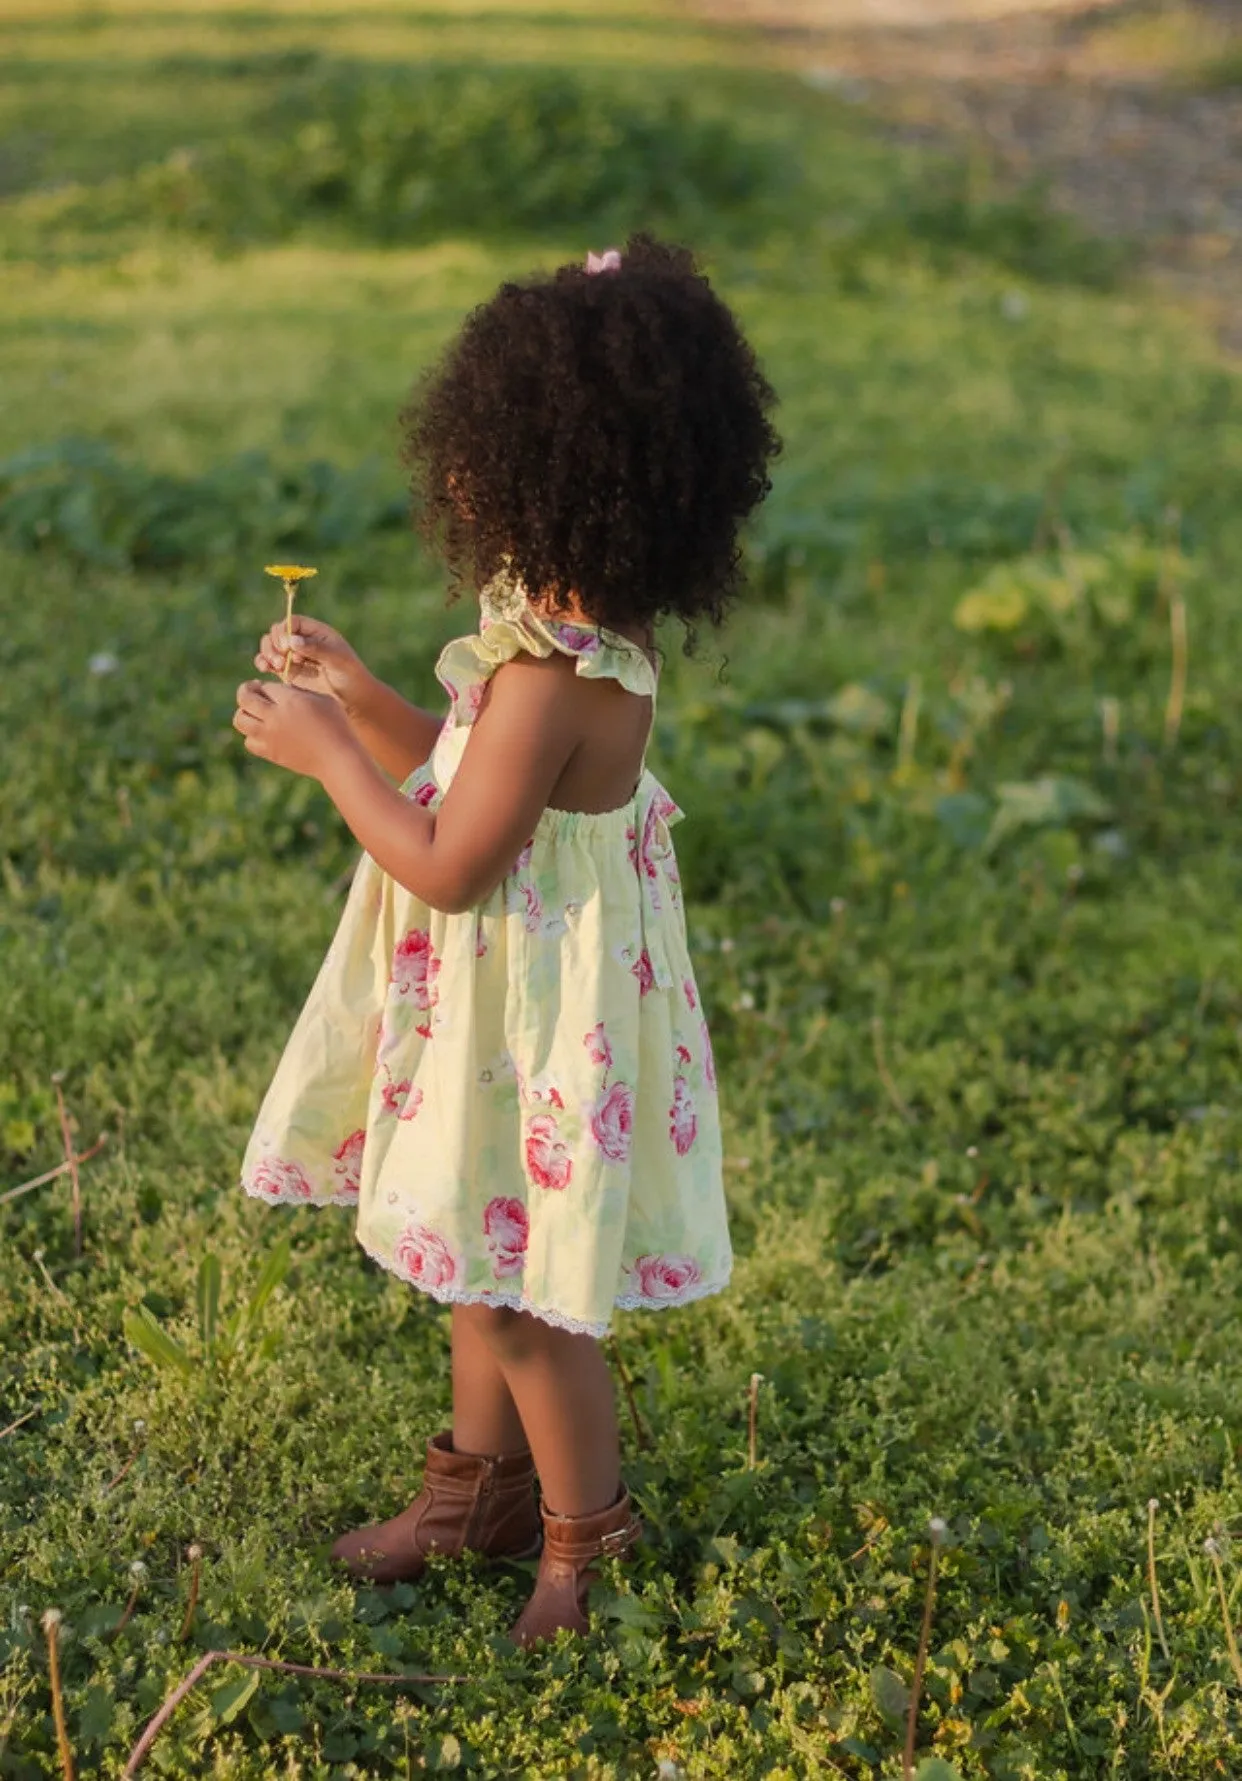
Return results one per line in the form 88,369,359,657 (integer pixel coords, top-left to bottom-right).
981,773,1111,856
0,439,406,571
886,157,1131,288
23,64,797,251
123,1239,292,1375
954,536,1192,662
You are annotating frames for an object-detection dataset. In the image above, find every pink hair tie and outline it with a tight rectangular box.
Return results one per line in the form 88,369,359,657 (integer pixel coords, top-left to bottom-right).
585,248,622,275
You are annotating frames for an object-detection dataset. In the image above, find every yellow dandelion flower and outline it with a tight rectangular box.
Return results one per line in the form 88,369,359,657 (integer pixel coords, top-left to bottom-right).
264,565,318,682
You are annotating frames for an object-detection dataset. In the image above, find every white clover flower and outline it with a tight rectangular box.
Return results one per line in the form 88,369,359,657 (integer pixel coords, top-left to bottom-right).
89,652,120,676
929,1517,948,1541
720,937,735,954
129,1560,148,1581
41,1608,63,1631
1204,1537,1222,1559
966,1145,978,1158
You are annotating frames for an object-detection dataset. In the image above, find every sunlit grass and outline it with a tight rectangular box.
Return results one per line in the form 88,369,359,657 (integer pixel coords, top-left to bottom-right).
4,0,1242,1775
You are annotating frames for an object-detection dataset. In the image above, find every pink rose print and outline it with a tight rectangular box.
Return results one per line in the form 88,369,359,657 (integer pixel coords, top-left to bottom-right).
484,1196,529,1279
378,1071,411,1116
250,1156,312,1201
525,1074,565,1110
378,1071,424,1122
408,779,437,807
551,622,601,654
475,920,488,959
590,1081,635,1165
632,948,656,997
701,1019,717,1091
670,1076,697,1156
631,791,683,913
676,1042,692,1065
333,1129,366,1198
631,1254,703,1302
636,802,663,904
584,1022,613,1069
464,680,487,722
683,977,698,1012
394,1221,458,1290
519,881,543,933
525,1112,573,1191
391,928,440,1010
513,838,535,874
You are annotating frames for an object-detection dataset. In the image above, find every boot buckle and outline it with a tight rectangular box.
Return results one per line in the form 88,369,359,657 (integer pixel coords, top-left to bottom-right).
598,1526,632,1556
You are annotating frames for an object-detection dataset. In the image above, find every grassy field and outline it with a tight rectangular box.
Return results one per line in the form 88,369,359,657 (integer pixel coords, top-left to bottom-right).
3,2,1242,1776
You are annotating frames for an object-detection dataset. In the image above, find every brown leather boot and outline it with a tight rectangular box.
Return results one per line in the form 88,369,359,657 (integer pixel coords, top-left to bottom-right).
510,1485,642,1647
330,1432,542,1585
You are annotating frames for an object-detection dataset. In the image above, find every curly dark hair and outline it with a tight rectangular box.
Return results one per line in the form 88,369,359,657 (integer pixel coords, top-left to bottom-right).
400,234,781,644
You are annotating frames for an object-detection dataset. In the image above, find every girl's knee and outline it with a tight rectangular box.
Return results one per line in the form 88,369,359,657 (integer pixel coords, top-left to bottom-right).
461,1302,554,1363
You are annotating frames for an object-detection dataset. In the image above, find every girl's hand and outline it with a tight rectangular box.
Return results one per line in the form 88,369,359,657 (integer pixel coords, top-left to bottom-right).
255,614,373,716
233,679,359,781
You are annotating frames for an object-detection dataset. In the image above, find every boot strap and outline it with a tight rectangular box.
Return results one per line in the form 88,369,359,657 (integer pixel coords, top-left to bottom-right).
549,1514,641,1562
598,1525,635,1555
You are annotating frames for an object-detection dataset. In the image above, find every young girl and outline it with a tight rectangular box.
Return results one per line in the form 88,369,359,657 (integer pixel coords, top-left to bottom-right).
234,235,779,1646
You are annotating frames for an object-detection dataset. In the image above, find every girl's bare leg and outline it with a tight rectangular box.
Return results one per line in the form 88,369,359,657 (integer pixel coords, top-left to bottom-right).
450,1304,529,1458
453,1303,621,1516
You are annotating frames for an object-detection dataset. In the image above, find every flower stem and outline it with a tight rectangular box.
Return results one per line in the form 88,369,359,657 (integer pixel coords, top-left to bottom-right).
123,1651,464,1777
747,1372,763,1471
903,1523,944,1780
1147,1499,1171,1665
1161,515,1187,752
1206,1541,1242,1688
282,581,295,683
177,1546,202,1644
42,1612,75,1781
114,1579,142,1639
51,1075,83,1257
607,1337,651,1452
872,1014,915,1125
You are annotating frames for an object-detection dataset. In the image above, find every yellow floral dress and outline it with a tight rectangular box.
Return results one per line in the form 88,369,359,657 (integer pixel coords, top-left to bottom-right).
240,576,731,1337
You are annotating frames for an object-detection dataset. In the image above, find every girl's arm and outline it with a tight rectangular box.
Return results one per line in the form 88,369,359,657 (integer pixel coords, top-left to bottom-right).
234,653,584,913
339,671,444,783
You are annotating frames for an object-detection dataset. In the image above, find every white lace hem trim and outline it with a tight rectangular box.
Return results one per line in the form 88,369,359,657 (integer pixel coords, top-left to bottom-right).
244,1181,359,1211
242,1178,730,1337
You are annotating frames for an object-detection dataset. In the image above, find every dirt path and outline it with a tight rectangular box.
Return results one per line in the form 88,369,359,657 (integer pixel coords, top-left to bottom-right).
701,0,1242,349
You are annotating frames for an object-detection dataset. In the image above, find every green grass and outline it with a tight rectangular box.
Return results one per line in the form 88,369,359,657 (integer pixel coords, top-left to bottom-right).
3,2,1242,1777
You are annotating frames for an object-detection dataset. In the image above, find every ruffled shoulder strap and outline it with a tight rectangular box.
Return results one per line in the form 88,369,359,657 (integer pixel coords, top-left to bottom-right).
435,573,657,727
